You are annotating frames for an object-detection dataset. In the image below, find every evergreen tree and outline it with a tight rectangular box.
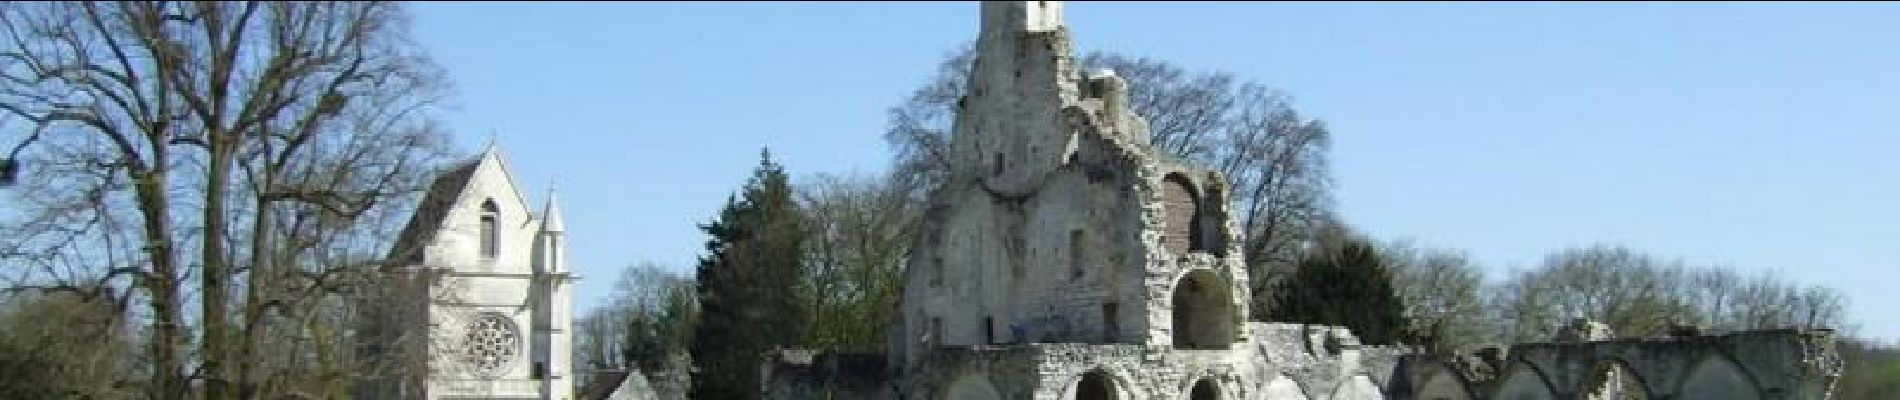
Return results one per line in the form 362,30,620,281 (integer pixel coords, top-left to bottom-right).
1268,225,1408,345
690,149,808,400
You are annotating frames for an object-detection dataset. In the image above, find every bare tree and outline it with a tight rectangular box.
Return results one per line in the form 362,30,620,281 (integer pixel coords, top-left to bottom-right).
0,2,449,398
796,172,920,351
883,47,1333,319
1487,245,1849,342
572,260,696,393
1382,241,1492,354
1487,246,1693,342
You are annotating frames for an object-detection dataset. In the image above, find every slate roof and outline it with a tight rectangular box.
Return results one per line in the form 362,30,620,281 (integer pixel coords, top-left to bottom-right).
386,156,482,265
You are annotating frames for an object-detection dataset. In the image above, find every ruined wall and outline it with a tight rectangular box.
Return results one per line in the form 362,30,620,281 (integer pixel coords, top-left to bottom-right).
1391,328,1843,400
773,322,1406,400
894,0,1251,370
897,132,1152,352
902,323,1402,400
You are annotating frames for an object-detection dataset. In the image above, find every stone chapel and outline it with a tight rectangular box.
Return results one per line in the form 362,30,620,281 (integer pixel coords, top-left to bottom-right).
366,146,575,400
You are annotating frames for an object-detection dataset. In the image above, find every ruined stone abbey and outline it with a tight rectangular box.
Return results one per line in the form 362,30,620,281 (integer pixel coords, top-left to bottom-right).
757,2,1845,399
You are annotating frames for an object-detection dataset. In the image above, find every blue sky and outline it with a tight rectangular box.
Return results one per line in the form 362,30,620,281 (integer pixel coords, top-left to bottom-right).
409,2,1900,340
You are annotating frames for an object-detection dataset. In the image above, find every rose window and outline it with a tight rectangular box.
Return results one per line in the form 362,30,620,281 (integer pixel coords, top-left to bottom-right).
462,312,520,377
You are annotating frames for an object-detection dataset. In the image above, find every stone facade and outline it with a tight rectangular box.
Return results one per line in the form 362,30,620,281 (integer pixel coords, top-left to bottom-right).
763,2,1841,400
366,147,576,400
891,0,1249,364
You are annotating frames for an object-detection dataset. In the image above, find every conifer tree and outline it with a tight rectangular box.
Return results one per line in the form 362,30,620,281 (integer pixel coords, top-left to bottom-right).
690,149,808,400
1269,225,1408,345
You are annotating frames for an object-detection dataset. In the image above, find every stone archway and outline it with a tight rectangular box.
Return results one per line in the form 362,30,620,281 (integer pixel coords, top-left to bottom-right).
1416,372,1472,400
1171,269,1236,349
1677,355,1760,400
1584,360,1649,400
1189,378,1220,400
1074,370,1118,400
1494,361,1557,400
944,372,1002,400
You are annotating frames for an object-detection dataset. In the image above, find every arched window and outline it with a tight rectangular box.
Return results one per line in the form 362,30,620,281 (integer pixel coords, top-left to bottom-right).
481,200,500,259
1172,269,1236,349
1161,173,1225,256
1074,370,1117,400
1190,378,1220,400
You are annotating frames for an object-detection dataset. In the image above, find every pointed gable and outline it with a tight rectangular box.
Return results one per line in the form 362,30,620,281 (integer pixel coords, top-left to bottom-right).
387,147,539,265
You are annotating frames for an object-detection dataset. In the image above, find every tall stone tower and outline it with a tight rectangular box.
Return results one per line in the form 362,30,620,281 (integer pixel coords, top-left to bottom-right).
893,0,1252,376
369,146,575,400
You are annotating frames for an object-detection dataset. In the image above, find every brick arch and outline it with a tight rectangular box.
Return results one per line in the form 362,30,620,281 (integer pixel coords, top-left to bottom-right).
1159,173,1201,256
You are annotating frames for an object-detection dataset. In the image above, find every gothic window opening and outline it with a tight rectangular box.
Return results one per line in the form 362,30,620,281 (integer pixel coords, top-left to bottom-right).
480,199,500,259
983,316,995,344
993,153,1005,176
1102,302,1119,342
1070,230,1085,279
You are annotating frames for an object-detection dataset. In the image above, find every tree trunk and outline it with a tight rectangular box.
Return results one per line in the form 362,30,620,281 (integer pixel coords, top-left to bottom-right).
132,151,186,400
239,188,272,399
201,141,233,399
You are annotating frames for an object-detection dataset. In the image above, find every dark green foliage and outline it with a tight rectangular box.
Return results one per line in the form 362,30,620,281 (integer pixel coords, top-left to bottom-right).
1837,338,1900,400
0,339,60,399
690,149,809,400
1269,228,1408,345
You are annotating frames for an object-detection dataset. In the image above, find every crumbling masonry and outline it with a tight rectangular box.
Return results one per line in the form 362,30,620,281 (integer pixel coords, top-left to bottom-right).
761,2,1842,399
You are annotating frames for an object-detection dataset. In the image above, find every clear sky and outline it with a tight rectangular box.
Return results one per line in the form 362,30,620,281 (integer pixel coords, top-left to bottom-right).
409,2,1900,340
